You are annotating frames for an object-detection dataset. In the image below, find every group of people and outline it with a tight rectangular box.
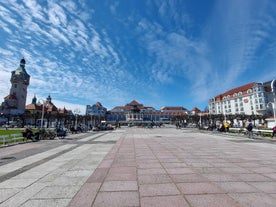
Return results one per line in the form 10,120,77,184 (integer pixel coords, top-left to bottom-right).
246,122,276,139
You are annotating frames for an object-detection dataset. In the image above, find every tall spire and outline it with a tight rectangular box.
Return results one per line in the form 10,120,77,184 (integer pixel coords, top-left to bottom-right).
32,94,37,104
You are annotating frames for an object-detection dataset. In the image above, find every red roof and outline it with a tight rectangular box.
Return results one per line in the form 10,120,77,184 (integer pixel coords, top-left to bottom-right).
4,94,17,100
129,100,139,105
25,104,42,110
215,82,255,101
192,107,201,112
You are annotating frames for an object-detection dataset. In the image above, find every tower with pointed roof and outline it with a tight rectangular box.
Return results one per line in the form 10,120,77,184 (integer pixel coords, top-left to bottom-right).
0,58,30,115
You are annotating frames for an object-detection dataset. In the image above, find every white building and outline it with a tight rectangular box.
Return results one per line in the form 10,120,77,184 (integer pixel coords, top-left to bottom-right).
209,80,276,117
86,102,107,117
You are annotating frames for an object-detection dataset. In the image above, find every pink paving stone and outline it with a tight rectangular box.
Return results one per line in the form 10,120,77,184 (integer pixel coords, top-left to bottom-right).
202,173,242,182
138,168,167,175
105,172,137,181
170,174,209,183
166,167,195,174
193,167,223,174
137,162,163,169
139,183,180,197
93,191,139,207
97,159,113,168
67,182,101,207
186,194,240,207
248,182,276,193
108,166,136,174
136,159,160,164
138,174,172,184
159,158,182,163
100,181,138,191
162,162,188,168
177,182,224,195
219,167,252,174
86,168,109,183
249,167,276,173
111,160,137,167
215,181,260,193
229,192,276,207
236,173,272,182
265,173,276,180
141,195,190,207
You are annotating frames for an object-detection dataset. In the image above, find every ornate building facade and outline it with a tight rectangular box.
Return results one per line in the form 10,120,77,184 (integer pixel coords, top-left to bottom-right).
0,59,30,115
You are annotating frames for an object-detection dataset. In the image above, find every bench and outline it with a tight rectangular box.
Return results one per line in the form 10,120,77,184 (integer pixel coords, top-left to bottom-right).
229,128,273,137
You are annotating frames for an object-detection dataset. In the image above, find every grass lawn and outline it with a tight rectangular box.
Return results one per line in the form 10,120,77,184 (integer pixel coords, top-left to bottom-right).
0,129,24,136
0,128,38,146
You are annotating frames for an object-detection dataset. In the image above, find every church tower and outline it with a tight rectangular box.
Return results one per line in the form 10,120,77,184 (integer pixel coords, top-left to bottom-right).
0,58,30,115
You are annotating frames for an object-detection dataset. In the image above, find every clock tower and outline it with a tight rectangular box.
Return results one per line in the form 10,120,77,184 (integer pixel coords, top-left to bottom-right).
0,58,30,115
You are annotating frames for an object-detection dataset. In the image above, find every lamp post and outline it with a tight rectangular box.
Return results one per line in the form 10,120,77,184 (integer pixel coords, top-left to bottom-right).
74,109,81,130
38,99,46,129
267,102,276,126
268,80,276,126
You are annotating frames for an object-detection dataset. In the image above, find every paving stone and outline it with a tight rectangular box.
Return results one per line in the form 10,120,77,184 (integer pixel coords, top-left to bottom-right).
93,192,139,207
141,195,190,207
139,183,180,197
86,168,109,183
138,174,172,184
100,180,138,191
186,194,240,207
215,181,260,193
248,182,276,193
170,173,209,183
177,182,224,194
68,182,101,207
21,198,70,207
166,167,195,174
229,192,276,207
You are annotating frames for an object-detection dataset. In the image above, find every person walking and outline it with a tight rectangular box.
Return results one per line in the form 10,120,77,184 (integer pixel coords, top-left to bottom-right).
272,125,276,138
246,122,253,139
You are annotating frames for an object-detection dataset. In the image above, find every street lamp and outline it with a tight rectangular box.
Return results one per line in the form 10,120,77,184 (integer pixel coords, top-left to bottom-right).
74,108,81,130
268,80,276,126
267,102,276,126
38,99,46,128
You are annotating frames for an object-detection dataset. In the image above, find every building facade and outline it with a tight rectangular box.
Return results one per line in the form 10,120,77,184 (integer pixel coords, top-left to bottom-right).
106,100,189,123
86,102,107,117
0,59,30,115
208,80,276,116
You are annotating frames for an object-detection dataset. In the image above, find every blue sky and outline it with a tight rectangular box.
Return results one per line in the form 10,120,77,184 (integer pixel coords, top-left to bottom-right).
0,0,276,114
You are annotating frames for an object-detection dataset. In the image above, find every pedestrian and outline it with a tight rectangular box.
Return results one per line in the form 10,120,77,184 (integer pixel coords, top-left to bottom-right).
272,125,276,138
246,122,253,139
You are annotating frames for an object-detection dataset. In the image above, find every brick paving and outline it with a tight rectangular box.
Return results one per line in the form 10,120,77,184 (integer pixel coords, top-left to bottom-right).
1,127,276,206
68,127,276,207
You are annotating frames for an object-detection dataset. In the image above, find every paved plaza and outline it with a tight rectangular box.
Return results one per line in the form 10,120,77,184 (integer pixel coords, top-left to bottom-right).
0,126,276,207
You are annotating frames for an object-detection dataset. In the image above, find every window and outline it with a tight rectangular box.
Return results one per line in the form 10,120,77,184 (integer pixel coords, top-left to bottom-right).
247,89,253,93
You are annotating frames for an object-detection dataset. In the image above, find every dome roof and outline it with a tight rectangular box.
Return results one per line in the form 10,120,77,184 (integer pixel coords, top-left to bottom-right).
20,58,26,64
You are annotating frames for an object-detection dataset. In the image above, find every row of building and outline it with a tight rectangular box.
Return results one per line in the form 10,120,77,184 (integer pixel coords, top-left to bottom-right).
0,59,275,127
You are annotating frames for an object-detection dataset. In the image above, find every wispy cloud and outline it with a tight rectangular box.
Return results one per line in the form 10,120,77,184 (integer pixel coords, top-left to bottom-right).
0,0,276,113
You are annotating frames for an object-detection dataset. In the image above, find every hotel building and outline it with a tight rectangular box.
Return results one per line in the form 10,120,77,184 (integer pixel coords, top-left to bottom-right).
208,80,276,117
